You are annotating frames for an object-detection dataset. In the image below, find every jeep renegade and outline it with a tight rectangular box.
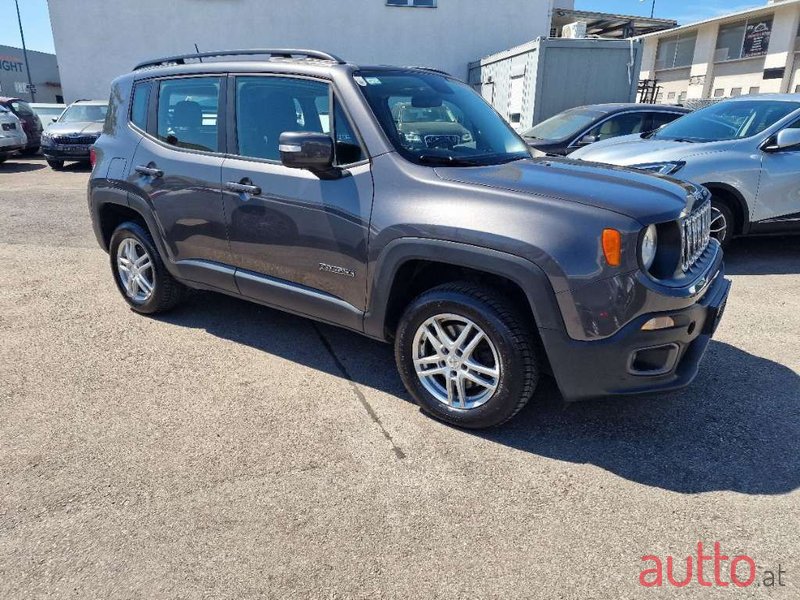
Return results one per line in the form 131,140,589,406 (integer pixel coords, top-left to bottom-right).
89,49,731,429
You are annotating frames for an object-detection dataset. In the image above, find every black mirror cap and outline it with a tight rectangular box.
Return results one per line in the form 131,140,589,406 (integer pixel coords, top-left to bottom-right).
279,131,335,173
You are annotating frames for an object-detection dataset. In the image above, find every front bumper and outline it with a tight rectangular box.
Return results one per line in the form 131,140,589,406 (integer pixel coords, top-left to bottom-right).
541,266,731,401
42,143,92,160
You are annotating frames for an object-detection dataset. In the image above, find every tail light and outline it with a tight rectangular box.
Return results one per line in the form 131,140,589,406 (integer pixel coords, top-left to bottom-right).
89,147,97,168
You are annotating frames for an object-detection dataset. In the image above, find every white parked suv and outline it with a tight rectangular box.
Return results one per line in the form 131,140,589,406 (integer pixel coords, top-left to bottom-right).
571,95,800,246
0,105,27,164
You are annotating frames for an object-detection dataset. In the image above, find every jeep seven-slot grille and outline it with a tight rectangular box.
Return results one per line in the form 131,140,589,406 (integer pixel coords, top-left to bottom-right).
680,198,711,272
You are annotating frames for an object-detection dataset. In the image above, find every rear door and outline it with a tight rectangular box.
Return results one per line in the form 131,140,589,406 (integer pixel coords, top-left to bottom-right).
127,75,235,291
221,74,373,329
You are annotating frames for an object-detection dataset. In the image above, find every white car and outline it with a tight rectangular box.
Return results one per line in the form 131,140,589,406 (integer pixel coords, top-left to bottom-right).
571,95,800,246
0,105,27,164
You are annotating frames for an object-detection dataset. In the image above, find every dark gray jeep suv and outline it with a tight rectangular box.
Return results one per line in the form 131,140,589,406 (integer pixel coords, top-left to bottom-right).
89,49,731,429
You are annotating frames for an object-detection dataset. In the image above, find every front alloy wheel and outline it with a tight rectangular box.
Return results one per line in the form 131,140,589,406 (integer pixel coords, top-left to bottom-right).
710,200,734,248
395,283,539,429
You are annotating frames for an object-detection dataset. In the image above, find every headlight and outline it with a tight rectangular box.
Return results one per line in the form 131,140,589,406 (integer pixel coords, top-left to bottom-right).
640,224,658,270
633,161,685,176
41,132,52,143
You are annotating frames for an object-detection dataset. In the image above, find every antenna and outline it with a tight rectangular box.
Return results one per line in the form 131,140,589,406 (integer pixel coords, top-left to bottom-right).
194,44,203,63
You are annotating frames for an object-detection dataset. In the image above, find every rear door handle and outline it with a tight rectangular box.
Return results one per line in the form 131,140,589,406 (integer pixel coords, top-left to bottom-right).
225,180,261,196
135,165,163,178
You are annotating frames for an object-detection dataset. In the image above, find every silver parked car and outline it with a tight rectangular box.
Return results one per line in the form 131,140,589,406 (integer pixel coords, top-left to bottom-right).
570,95,800,246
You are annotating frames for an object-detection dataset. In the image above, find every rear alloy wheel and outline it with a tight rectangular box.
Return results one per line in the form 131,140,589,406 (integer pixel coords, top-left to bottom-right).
710,200,735,248
396,283,539,429
109,221,186,314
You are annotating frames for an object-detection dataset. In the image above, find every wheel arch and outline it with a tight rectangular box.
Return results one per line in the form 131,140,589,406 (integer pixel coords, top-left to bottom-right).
364,238,564,343
703,182,750,235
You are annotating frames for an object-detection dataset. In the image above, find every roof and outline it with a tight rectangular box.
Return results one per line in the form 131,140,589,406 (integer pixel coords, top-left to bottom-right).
552,9,676,38
725,93,800,102
0,97,23,103
71,99,109,105
636,0,800,39
574,103,691,112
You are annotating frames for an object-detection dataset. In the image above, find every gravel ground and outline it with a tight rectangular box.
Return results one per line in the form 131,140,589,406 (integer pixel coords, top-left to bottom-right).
1,157,798,599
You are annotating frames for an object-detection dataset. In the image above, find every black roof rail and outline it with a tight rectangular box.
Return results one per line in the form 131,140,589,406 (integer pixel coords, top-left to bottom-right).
133,48,346,71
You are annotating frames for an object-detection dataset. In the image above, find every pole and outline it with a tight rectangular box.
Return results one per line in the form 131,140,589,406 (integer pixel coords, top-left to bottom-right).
14,0,36,102
651,0,656,19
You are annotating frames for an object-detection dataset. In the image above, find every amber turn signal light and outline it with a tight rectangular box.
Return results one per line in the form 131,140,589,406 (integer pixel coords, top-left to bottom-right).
602,229,622,267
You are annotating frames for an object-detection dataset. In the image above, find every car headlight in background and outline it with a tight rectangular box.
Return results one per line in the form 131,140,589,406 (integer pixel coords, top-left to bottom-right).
640,224,658,270
633,161,685,176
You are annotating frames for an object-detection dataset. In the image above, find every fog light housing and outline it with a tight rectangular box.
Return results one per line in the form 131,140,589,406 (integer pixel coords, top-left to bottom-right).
641,316,676,331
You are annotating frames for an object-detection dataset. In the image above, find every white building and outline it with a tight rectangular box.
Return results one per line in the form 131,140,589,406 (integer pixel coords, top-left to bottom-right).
638,0,800,103
47,0,570,102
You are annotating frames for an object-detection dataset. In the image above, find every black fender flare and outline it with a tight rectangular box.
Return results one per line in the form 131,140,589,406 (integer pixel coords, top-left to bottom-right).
363,237,565,340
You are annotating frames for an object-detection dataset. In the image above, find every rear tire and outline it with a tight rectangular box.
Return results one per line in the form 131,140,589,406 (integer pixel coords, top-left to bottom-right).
710,198,735,248
21,146,40,156
109,221,186,314
47,159,64,170
395,282,539,429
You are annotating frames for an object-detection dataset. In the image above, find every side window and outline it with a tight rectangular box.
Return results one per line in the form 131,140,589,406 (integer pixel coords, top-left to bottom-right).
130,81,151,131
10,100,33,116
235,76,328,161
157,77,221,152
588,113,647,141
649,112,683,131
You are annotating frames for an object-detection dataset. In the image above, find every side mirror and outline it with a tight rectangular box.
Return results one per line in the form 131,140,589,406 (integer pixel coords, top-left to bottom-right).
279,131,341,179
763,129,800,153
577,134,598,146
51,117,58,123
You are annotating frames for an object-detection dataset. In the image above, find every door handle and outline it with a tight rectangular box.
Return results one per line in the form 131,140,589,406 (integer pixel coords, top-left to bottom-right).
225,180,262,196
135,165,163,178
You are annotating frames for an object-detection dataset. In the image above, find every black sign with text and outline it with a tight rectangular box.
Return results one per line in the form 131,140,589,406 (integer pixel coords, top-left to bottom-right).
743,20,773,58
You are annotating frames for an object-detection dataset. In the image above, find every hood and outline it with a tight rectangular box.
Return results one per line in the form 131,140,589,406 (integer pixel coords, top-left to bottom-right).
45,121,103,136
434,157,697,223
570,133,728,165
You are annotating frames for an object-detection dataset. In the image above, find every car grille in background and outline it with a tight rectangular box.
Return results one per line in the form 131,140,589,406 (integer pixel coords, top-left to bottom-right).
1,123,16,131
424,134,460,148
681,198,711,272
52,135,97,145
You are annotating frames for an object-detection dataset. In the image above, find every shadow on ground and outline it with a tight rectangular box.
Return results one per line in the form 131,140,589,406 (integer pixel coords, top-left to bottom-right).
158,288,798,496
0,161,45,173
724,234,800,276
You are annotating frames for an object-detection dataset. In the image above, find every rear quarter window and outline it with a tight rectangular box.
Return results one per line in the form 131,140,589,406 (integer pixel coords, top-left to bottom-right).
130,81,152,131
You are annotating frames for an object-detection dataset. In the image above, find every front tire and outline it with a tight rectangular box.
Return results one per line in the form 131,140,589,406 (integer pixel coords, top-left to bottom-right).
21,146,40,156
47,159,64,170
395,283,539,429
109,221,186,314
710,199,735,248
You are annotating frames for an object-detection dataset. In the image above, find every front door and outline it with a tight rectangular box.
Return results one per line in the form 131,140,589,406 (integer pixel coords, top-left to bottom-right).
756,118,800,224
128,76,234,290
222,75,373,328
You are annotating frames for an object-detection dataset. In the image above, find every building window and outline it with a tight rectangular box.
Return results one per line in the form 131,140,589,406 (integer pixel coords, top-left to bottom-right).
731,87,742,97
796,85,800,93
713,88,725,97
749,86,760,95
386,0,436,6
667,91,676,100
655,32,697,70
715,17,773,62
795,22,800,52
678,92,687,104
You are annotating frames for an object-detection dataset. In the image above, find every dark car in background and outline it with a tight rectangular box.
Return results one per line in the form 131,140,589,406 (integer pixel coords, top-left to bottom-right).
30,102,66,124
391,100,473,149
0,96,43,156
522,104,690,157
41,100,109,169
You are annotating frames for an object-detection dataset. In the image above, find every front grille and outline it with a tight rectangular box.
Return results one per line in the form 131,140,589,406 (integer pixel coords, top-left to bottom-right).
424,134,461,148
52,135,98,145
680,198,711,272
1,122,16,131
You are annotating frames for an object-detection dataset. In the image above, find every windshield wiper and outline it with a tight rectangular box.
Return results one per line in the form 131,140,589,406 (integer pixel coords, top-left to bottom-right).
417,154,487,167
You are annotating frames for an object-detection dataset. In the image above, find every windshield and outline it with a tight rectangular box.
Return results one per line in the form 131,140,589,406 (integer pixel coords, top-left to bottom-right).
356,70,530,167
59,104,108,123
33,107,64,121
522,108,604,141
651,100,800,142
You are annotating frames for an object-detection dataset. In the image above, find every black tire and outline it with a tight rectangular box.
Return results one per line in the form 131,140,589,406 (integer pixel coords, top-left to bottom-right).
109,221,186,314
0,157,7,165
395,282,539,429
47,159,64,170
21,146,40,156
710,198,735,249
